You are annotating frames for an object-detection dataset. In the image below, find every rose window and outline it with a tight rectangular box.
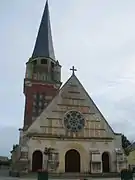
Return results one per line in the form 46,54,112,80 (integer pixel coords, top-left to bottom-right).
64,111,85,132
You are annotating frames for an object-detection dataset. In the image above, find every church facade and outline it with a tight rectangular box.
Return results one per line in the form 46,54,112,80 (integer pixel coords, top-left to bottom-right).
11,1,127,174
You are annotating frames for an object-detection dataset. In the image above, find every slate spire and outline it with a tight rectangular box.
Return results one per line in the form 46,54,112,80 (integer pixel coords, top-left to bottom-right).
32,0,55,60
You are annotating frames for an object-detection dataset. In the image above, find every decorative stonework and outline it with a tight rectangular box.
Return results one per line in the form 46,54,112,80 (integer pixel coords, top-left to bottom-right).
32,93,50,118
64,110,85,132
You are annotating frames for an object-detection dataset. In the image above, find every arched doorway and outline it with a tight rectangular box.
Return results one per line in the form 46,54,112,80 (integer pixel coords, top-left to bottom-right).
65,149,80,172
102,152,110,172
32,150,43,172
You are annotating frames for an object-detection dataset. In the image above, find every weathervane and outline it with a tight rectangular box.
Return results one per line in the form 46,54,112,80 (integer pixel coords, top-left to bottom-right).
70,66,77,75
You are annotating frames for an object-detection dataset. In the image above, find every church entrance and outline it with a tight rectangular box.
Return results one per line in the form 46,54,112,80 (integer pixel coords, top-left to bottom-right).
65,149,80,172
32,150,43,172
102,152,110,172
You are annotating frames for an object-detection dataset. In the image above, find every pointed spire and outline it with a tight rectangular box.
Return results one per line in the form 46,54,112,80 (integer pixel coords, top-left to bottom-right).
32,0,55,60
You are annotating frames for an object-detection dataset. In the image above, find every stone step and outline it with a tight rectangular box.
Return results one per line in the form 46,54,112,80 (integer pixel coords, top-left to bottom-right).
21,172,120,179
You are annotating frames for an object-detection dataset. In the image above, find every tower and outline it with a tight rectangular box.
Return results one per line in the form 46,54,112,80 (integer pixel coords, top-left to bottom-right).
23,1,62,129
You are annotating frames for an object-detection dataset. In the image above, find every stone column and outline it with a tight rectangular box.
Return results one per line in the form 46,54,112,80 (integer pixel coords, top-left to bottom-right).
43,153,48,170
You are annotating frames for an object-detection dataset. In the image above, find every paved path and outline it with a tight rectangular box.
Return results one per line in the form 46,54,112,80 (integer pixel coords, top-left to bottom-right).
0,178,124,180
1,178,134,180
0,176,127,180
0,170,134,180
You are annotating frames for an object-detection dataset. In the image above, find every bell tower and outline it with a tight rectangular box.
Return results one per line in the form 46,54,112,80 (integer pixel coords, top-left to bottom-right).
23,1,62,129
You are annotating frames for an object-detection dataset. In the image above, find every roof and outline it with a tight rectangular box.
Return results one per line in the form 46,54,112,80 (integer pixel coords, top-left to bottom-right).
32,0,55,60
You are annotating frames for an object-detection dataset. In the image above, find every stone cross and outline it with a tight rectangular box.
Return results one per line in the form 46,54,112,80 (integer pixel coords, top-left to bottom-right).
70,66,77,75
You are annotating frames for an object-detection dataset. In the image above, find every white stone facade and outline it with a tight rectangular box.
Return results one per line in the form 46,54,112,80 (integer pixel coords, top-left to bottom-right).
19,75,127,173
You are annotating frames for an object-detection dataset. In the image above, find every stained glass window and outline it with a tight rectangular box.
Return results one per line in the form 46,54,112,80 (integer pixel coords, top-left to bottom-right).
64,111,85,132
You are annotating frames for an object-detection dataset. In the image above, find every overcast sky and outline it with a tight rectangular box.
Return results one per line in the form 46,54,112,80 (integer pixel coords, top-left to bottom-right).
0,0,135,157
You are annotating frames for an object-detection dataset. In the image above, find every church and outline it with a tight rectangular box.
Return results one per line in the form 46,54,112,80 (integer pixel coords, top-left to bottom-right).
11,0,127,174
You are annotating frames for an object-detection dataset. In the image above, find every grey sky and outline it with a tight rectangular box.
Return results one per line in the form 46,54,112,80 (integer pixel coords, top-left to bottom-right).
0,0,135,156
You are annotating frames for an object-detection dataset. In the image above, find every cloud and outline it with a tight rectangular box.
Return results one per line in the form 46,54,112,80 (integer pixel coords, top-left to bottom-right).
55,0,135,140
1,0,135,155
0,126,19,157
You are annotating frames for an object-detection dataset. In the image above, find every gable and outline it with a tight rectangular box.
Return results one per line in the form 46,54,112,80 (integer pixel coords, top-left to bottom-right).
26,75,115,139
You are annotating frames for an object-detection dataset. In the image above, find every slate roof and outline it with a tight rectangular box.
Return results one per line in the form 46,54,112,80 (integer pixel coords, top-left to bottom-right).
32,0,55,60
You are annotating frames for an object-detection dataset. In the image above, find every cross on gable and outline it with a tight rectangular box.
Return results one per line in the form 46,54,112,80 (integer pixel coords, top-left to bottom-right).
70,66,77,75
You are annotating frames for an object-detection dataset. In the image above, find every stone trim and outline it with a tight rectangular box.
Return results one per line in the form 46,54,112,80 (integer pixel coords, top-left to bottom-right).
26,133,114,140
